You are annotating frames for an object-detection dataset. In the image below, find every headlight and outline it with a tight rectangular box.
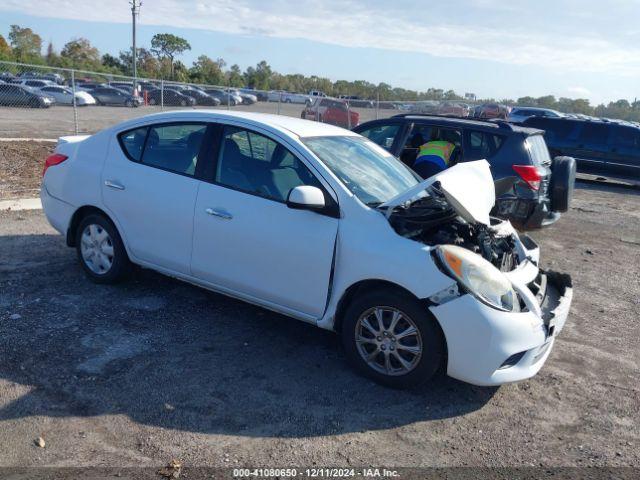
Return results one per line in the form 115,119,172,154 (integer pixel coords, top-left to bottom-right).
435,245,520,312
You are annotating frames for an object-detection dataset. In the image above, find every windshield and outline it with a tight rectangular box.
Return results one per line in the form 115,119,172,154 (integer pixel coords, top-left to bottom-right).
302,136,419,205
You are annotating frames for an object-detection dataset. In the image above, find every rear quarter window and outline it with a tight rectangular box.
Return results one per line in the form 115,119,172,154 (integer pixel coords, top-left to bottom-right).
525,134,552,166
118,127,149,161
463,130,506,161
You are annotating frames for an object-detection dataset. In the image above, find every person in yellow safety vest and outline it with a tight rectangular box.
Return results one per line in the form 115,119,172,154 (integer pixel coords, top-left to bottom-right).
413,140,456,179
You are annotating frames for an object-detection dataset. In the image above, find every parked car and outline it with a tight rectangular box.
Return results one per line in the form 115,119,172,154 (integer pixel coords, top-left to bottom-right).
18,78,56,89
91,87,142,107
521,116,640,179
239,88,267,101
77,82,108,91
0,72,17,83
302,97,360,128
437,101,470,117
40,85,96,106
146,88,196,107
410,101,440,114
0,83,54,108
19,71,64,84
203,89,242,106
353,114,576,230
40,110,573,388
267,90,312,104
474,103,511,120
508,107,564,123
309,90,327,97
228,89,257,105
338,95,375,109
179,88,221,106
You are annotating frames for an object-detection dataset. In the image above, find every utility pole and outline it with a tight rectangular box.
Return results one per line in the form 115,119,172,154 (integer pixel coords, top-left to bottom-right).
130,0,142,96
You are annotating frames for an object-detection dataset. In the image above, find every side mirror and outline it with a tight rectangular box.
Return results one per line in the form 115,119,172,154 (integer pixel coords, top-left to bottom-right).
287,185,325,211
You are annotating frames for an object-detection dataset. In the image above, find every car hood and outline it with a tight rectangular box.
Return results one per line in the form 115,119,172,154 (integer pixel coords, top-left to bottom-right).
378,160,495,225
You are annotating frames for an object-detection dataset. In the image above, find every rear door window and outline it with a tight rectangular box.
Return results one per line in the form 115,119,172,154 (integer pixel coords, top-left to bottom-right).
463,130,505,161
142,123,207,176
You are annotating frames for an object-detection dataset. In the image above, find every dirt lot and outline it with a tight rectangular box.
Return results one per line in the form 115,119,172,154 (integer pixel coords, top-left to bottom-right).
0,141,54,200
0,170,639,473
0,103,385,139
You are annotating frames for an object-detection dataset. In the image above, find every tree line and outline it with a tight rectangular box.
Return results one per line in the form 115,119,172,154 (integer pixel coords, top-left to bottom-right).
1,24,639,121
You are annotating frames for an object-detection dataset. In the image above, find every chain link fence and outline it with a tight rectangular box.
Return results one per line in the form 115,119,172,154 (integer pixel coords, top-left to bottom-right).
0,61,498,139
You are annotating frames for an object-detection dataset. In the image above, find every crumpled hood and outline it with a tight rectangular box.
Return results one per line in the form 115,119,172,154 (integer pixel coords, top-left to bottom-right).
379,160,495,225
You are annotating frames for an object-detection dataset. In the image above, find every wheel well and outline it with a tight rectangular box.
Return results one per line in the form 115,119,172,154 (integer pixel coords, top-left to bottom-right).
66,206,112,247
333,279,448,369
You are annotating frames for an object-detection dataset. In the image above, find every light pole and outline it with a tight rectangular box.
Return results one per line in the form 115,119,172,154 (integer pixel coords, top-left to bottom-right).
130,0,142,96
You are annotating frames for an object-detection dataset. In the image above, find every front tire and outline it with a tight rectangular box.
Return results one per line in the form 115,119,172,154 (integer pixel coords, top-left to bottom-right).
75,213,131,284
341,289,445,388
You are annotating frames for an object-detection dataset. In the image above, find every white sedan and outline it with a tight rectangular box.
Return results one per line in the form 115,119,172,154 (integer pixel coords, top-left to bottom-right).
39,85,96,106
40,111,573,388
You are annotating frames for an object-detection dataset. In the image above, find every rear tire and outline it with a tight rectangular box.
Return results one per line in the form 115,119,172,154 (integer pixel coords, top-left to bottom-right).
341,288,445,389
75,213,131,284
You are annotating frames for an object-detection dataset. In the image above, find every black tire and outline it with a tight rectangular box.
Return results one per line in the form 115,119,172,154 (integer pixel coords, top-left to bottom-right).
75,213,131,284
341,288,445,389
125,99,133,108
149,97,157,106
550,156,576,212
180,99,187,106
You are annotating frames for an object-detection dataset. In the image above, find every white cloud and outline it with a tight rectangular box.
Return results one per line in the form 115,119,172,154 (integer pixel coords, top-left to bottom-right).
568,86,591,96
2,0,640,75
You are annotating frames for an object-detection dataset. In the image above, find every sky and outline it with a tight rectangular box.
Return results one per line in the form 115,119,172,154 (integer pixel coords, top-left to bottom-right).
1,0,639,104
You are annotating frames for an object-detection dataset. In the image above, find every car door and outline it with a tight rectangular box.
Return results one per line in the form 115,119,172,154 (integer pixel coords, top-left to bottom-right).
606,125,640,178
191,124,339,319
102,122,209,274
566,122,610,174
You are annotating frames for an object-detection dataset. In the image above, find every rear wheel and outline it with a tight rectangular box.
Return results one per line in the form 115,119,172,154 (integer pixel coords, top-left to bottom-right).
180,99,187,106
75,213,131,284
341,289,445,388
125,99,134,107
149,97,157,105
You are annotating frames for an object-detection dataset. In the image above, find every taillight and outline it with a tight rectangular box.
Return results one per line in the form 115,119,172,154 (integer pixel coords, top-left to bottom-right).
512,165,542,190
43,153,68,176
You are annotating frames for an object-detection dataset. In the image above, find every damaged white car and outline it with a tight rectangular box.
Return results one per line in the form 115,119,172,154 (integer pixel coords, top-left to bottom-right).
40,111,573,388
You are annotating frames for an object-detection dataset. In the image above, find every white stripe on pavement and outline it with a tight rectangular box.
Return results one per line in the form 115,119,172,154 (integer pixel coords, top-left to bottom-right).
0,198,42,211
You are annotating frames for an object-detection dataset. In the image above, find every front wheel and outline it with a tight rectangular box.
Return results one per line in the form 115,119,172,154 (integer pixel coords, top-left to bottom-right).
341,289,445,388
76,213,132,284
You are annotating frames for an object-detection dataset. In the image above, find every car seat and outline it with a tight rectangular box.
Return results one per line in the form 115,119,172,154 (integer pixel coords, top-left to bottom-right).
218,138,253,192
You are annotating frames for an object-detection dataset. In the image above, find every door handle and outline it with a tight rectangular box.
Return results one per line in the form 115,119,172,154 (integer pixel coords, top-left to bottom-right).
104,180,125,190
205,207,233,220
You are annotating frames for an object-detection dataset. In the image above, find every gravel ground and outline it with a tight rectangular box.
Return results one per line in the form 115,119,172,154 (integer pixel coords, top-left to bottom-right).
0,103,385,139
0,183,639,472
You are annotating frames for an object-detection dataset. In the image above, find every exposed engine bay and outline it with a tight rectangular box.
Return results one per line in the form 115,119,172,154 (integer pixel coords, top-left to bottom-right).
383,185,520,272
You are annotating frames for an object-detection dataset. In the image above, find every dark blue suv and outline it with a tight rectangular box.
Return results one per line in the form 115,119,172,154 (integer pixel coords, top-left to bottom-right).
353,114,575,230
521,116,640,180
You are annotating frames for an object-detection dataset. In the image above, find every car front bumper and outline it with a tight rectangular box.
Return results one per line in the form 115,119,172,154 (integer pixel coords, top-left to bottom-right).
430,268,572,387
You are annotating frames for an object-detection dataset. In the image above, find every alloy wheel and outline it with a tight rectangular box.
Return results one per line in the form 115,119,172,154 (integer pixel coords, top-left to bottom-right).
355,306,423,376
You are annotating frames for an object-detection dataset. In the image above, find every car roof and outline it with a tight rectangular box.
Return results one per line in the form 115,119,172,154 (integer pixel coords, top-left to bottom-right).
112,110,359,139
380,114,542,135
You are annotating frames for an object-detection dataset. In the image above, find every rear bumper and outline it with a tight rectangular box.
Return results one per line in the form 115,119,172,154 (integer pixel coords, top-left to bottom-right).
431,269,572,386
40,185,75,236
496,197,560,230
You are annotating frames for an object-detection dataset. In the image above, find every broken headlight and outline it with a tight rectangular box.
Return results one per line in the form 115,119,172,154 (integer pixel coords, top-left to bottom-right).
435,244,520,312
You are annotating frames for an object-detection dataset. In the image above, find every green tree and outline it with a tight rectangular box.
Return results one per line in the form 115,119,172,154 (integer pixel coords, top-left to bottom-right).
118,48,159,77
536,95,557,108
189,55,226,85
60,38,100,68
226,64,244,87
0,35,11,60
150,33,191,79
8,25,42,62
